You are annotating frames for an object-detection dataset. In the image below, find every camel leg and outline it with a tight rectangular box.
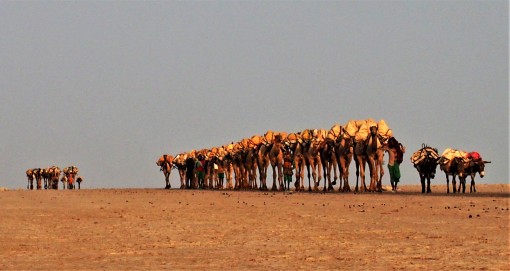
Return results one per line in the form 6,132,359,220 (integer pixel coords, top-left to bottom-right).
356,157,367,192
330,162,337,191
298,162,305,191
420,175,426,193
452,176,457,194
427,176,432,193
341,158,351,192
368,159,377,192
165,172,171,189
278,164,284,191
316,160,322,191
262,168,268,191
322,164,328,192
306,164,312,192
377,160,384,192
294,171,300,191
312,167,319,191
271,165,278,191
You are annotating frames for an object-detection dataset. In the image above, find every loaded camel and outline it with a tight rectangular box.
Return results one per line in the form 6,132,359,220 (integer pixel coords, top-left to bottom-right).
26,169,35,190
269,133,285,191
157,154,174,189
334,129,354,192
320,129,337,192
301,129,323,192
365,126,386,192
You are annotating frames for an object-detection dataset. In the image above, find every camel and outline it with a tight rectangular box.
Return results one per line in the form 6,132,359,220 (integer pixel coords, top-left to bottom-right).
33,168,43,190
41,168,50,189
173,153,188,189
157,154,174,189
365,126,387,192
242,137,259,190
300,129,323,192
26,169,35,190
353,139,368,193
411,144,440,193
222,150,234,190
268,134,285,191
257,131,287,191
257,135,271,191
334,133,354,192
231,142,247,190
320,133,337,192
61,175,68,190
346,119,375,192
47,166,61,190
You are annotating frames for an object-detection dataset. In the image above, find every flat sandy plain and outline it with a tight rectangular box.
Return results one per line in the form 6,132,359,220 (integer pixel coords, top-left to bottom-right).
1,184,509,270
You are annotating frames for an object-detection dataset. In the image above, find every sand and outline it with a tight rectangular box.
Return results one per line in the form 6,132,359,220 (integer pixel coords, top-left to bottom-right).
1,184,509,270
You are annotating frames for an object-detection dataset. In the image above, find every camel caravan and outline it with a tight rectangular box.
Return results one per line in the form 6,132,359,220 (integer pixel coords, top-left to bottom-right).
25,165,83,190
157,118,406,193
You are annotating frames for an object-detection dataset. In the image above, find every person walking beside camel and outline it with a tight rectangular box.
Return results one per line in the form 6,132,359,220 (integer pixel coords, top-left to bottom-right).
283,147,294,191
387,137,405,192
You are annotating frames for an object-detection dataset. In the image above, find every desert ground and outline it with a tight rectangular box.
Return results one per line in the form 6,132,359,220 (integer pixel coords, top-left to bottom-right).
1,184,509,270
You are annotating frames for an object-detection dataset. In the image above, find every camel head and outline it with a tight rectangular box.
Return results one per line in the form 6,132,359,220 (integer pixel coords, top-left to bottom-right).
274,134,282,143
369,125,378,136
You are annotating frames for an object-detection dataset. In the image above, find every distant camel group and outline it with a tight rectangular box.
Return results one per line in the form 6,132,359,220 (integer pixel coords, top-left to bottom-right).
158,119,404,193
25,166,83,190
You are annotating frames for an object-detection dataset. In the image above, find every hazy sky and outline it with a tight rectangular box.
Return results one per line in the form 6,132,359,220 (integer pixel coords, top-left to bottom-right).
1,1,508,189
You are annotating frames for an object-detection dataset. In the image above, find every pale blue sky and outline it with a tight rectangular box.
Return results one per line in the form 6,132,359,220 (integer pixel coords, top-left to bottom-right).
0,1,508,189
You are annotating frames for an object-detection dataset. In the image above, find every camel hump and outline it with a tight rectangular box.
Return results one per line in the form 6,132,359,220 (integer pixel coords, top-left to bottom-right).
314,129,327,141
249,135,262,147
355,123,369,142
157,154,174,165
328,124,342,140
301,129,313,141
263,130,275,144
377,119,393,139
286,133,298,144
227,143,235,152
